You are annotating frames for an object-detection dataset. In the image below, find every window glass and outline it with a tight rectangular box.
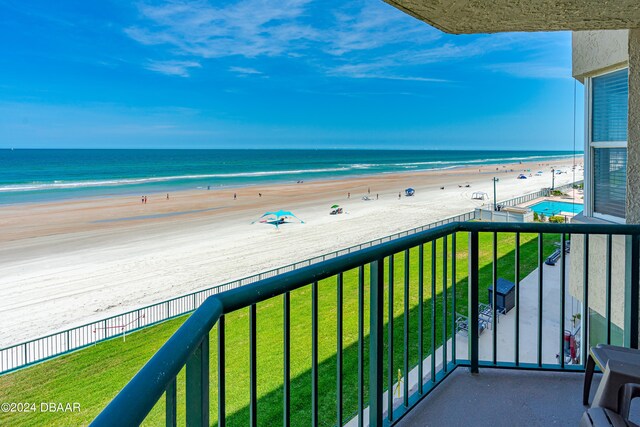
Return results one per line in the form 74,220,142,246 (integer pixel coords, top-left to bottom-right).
592,69,628,142
593,147,626,218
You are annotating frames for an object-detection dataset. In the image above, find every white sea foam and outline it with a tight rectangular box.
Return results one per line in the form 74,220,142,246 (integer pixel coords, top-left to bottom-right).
0,168,352,192
0,154,576,193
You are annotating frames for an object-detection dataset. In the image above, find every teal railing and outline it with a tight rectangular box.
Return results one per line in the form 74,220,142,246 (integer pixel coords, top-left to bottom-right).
92,218,636,427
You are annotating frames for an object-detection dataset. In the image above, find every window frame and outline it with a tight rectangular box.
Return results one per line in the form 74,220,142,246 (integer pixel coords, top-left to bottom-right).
585,66,628,224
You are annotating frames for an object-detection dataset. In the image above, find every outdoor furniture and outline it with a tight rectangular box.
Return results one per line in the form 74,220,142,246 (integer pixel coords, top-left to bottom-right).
487,278,516,313
455,312,486,337
584,345,640,408
580,407,639,427
580,383,640,427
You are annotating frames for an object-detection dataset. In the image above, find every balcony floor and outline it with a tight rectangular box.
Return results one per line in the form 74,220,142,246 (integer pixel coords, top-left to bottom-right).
396,367,601,427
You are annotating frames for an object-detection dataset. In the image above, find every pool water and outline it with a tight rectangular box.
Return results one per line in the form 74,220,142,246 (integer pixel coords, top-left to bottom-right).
530,200,583,216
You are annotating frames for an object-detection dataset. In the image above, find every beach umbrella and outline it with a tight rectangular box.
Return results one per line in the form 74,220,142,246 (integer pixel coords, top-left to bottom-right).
252,210,304,229
331,204,340,209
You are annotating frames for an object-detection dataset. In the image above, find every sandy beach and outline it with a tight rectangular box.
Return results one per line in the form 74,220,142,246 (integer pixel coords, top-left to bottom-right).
0,158,583,346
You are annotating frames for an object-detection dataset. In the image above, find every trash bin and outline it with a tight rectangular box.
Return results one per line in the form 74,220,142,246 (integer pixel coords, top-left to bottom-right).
488,278,516,313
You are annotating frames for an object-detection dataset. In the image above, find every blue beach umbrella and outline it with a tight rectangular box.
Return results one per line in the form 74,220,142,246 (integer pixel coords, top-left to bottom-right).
252,210,305,229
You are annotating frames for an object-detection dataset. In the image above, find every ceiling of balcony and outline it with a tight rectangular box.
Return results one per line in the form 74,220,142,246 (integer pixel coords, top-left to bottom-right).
383,0,640,34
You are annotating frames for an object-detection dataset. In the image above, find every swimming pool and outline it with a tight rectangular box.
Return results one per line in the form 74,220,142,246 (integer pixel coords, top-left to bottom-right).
530,200,583,216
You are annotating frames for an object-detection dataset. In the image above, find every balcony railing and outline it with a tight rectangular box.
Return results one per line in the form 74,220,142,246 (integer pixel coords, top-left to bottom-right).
91,221,640,427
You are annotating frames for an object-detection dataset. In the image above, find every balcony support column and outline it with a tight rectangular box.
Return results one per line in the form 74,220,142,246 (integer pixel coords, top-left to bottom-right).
626,31,640,348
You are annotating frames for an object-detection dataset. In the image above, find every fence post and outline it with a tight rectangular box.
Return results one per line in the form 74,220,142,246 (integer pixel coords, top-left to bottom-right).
469,231,479,373
369,259,384,427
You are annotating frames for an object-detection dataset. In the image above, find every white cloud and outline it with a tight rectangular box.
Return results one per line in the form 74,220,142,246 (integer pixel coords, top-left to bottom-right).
485,62,571,79
145,59,202,77
126,0,570,83
126,0,317,59
228,66,262,75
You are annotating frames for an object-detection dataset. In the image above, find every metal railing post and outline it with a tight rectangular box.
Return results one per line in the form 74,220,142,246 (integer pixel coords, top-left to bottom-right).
624,234,640,348
165,378,177,427
369,259,384,427
469,231,479,373
218,316,226,427
185,335,209,427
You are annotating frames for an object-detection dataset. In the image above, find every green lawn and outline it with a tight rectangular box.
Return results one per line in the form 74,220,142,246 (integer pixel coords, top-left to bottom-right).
0,231,560,427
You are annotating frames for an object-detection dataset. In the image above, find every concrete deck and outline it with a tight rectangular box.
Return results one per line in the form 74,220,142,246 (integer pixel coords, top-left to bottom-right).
397,367,600,427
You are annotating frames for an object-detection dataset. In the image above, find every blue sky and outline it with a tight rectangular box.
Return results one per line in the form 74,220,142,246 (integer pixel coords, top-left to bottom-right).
0,0,584,150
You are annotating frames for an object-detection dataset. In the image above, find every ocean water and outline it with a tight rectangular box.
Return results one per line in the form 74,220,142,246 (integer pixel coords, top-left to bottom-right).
0,149,579,204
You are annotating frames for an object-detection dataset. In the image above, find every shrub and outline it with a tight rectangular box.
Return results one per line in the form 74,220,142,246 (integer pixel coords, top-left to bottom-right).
539,213,546,222
549,215,565,223
533,212,539,222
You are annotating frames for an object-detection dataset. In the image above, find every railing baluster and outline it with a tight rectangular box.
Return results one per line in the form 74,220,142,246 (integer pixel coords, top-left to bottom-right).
312,282,318,427
451,233,457,364
605,234,612,345
624,234,639,348
186,334,209,427
336,275,343,427
165,378,176,427
515,232,520,366
418,245,424,393
537,233,543,367
358,266,364,427
492,232,498,365
443,236,448,372
560,234,566,369
218,316,226,427
284,293,291,427
387,256,394,423
469,231,479,373
250,304,257,427
369,259,384,427
431,241,436,383
582,235,589,366
403,249,410,406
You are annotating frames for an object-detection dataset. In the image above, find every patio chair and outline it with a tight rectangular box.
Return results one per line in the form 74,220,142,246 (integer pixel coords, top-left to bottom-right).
580,383,640,426
584,345,640,407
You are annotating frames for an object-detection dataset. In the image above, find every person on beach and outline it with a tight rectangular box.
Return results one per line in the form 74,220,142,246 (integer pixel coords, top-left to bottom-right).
398,192,401,199
166,194,169,200
348,192,350,199
259,193,262,197
141,196,144,204
376,194,379,200
368,187,370,194
207,186,210,190
234,193,237,200
144,196,147,204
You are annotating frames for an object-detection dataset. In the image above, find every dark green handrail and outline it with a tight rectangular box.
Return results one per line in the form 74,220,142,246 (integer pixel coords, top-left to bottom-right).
92,221,640,426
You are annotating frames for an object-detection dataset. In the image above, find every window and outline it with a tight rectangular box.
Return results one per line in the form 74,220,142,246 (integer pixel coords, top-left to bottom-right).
590,68,628,221
593,148,626,218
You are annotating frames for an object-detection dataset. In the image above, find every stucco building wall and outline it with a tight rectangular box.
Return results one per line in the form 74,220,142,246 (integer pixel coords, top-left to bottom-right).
572,30,628,80
569,31,640,338
569,233,626,329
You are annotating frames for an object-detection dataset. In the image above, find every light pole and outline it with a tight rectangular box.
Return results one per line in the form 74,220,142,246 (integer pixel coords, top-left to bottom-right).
492,177,499,211
551,168,555,190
